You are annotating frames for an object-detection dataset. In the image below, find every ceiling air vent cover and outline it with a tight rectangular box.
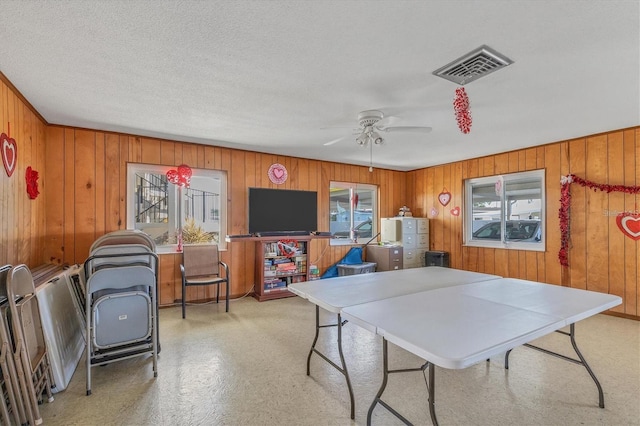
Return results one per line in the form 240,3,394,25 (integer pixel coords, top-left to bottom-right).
433,45,513,85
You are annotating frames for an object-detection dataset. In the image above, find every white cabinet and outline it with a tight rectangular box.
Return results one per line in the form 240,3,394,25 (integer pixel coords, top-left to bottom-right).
380,217,429,268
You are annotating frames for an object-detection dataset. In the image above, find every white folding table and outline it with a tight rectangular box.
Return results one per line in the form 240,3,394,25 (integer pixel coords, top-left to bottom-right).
341,278,622,425
287,267,502,418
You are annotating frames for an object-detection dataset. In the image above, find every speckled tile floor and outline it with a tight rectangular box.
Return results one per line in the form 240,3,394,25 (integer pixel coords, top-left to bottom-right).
39,295,639,426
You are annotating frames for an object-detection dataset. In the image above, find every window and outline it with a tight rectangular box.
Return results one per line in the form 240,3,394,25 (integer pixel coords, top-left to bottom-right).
464,169,545,251
127,164,227,252
329,182,377,245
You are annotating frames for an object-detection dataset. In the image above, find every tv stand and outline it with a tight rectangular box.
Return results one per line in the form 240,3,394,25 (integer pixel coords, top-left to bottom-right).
253,235,316,301
255,231,310,237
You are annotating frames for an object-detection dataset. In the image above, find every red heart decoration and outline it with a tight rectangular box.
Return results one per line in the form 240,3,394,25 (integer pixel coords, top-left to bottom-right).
273,167,284,179
438,190,451,206
177,164,192,180
166,169,180,184
450,206,460,216
616,213,640,240
1,132,17,177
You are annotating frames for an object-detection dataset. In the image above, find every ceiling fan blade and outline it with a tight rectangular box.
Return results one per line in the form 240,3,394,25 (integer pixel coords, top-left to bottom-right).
379,126,432,133
323,135,350,146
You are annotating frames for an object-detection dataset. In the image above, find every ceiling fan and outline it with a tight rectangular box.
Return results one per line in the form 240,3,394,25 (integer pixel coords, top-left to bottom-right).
323,110,432,146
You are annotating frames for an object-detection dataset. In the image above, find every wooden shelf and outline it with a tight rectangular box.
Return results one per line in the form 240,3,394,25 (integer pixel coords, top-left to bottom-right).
253,237,312,302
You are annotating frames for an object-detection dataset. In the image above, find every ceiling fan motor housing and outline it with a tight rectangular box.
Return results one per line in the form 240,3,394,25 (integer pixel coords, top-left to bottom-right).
358,110,384,127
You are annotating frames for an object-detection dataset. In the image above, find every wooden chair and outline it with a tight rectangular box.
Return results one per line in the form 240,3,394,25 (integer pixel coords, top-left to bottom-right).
181,244,230,318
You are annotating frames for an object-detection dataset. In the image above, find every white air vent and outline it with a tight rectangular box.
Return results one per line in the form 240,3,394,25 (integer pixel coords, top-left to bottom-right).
433,45,513,85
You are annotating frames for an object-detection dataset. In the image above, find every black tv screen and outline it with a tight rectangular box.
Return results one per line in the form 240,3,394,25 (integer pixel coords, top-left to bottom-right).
248,188,318,234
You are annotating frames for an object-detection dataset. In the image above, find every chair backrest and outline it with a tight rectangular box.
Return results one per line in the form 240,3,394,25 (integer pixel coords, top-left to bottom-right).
90,230,156,253
183,244,220,277
86,265,156,295
5,265,35,300
86,244,157,274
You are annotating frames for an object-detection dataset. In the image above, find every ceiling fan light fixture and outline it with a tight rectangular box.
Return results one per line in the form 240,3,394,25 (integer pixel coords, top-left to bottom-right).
370,131,383,144
356,132,368,146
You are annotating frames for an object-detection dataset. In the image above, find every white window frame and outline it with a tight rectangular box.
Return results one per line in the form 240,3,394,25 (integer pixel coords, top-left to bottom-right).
464,169,545,252
329,181,378,246
127,163,227,253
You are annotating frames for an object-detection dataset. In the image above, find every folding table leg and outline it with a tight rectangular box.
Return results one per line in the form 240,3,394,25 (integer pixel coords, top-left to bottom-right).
504,323,605,408
306,305,355,419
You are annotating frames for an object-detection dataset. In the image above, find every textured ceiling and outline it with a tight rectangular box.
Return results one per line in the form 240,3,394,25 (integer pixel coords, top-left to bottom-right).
0,0,638,171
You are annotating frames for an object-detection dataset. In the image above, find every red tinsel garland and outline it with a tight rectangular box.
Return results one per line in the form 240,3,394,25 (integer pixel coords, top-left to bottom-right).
453,87,472,134
558,174,640,266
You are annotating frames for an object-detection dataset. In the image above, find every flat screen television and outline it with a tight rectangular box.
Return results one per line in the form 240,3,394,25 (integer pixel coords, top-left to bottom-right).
248,188,318,235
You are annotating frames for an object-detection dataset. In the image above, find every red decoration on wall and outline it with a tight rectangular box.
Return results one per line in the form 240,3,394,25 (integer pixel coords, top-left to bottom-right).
166,164,192,187
450,206,460,216
25,166,39,199
616,213,640,241
559,174,640,266
453,87,472,134
438,189,451,206
2,124,17,177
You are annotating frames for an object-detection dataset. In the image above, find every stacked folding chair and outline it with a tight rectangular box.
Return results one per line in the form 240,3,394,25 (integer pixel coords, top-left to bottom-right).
83,230,159,396
1,264,55,426
0,265,25,426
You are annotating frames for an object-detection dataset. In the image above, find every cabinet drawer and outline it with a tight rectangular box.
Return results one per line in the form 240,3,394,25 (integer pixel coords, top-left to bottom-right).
417,233,429,247
417,219,429,234
402,218,416,233
403,234,416,248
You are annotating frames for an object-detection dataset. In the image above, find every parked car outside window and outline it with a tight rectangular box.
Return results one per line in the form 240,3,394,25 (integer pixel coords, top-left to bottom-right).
472,220,541,242
333,218,373,239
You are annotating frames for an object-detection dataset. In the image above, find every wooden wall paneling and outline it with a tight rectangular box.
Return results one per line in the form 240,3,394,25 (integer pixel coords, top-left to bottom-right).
508,151,519,173
494,153,509,175
44,127,64,264
129,136,142,163
622,129,638,315
584,135,609,295
159,253,178,306
118,136,129,228
230,149,249,295
160,140,175,166
451,162,463,269
525,147,538,170
63,129,76,265
74,130,97,263
16,103,28,264
494,249,508,277
441,165,452,257
432,166,444,251
518,150,527,171
525,251,538,281
425,169,435,231
483,247,495,275
568,138,587,289
94,133,106,238
140,138,161,165
0,83,7,265
105,134,122,232
5,88,17,264
508,249,520,279
607,131,626,313
544,143,562,285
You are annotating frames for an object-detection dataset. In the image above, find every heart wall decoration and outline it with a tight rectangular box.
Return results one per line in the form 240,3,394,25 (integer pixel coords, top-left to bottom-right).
616,213,640,240
268,163,288,184
450,206,460,216
438,189,451,206
166,164,192,187
1,131,17,177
